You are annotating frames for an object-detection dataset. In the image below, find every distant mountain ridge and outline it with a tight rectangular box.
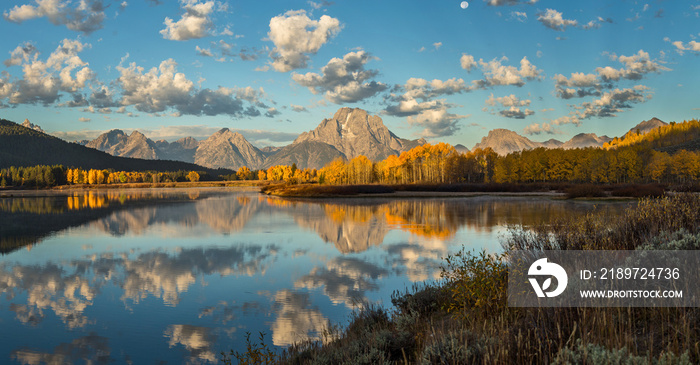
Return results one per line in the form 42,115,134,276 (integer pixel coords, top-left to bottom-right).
0,119,230,175
472,129,612,155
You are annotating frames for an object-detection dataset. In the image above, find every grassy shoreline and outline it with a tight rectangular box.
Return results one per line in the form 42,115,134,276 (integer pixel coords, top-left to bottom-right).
1,181,671,200
260,182,667,199
225,194,700,364
0,180,269,195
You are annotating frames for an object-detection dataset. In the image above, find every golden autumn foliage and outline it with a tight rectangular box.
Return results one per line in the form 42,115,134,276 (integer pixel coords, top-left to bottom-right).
187,171,200,182
318,143,498,185
236,166,251,180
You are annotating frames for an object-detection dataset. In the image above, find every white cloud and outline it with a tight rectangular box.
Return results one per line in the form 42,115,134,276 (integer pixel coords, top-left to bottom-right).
471,56,543,88
4,0,107,35
291,104,308,112
160,0,219,41
265,107,281,117
433,42,442,50
577,85,651,118
384,76,472,137
267,10,341,72
292,50,387,104
78,117,90,122
195,45,213,57
511,11,527,22
550,85,652,128
2,39,95,105
668,39,700,55
485,94,533,119
523,122,558,135
553,50,668,100
460,53,477,71
407,106,469,138
592,50,669,82
499,106,534,119
485,93,531,107
537,8,577,31
113,59,266,117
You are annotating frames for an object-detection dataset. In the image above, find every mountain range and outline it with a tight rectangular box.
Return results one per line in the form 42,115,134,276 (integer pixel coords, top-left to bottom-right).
471,117,667,155
472,129,615,155
82,108,428,170
7,111,671,171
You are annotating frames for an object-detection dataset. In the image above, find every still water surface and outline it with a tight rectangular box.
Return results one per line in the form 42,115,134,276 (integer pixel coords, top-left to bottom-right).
0,188,629,364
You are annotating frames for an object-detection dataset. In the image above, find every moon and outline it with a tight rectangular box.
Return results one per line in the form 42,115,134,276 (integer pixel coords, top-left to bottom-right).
460,1,469,9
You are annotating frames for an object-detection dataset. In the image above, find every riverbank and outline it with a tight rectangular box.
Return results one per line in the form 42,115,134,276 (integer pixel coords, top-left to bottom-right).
260,182,666,199
225,194,699,364
0,180,268,196
1,181,672,200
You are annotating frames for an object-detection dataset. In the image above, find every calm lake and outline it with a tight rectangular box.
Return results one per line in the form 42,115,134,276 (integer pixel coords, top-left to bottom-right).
0,188,630,364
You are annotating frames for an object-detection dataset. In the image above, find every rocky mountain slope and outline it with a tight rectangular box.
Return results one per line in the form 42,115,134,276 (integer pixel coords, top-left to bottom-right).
86,130,160,160
194,128,266,170
472,129,543,155
264,107,426,169
473,129,612,155
560,133,612,149
21,119,45,133
155,137,199,163
626,117,667,136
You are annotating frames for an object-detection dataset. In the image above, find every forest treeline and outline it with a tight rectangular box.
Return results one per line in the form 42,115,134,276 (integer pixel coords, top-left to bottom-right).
0,165,213,188
3,119,700,188
317,118,700,185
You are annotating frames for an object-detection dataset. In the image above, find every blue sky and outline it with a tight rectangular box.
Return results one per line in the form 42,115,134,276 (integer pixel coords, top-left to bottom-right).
0,0,698,148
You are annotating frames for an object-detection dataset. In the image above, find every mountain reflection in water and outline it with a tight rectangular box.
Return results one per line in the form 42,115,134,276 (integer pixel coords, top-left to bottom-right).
0,189,630,363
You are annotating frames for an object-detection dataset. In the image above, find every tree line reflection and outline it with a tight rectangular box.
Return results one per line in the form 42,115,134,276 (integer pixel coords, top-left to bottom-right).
2,191,627,254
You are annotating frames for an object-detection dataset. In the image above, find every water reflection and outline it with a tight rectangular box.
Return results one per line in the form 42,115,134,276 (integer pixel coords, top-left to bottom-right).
0,189,631,364
296,257,389,307
0,189,217,254
0,244,277,329
271,290,330,347
11,333,112,365
2,189,623,255
164,324,218,363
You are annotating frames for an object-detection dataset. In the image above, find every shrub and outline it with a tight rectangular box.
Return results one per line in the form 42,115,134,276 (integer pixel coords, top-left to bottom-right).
611,183,665,198
220,332,276,365
391,283,447,318
440,249,508,318
552,339,691,365
565,184,606,199
420,328,492,365
638,229,700,250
